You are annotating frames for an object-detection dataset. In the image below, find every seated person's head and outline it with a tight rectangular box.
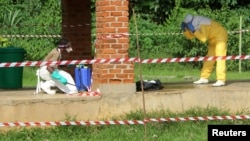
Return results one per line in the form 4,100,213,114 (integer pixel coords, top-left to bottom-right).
57,38,72,53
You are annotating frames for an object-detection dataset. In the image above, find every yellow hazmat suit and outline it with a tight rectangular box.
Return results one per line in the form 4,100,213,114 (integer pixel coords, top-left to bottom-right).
182,14,228,86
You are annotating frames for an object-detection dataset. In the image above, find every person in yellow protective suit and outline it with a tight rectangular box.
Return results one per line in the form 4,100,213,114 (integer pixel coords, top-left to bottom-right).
181,14,228,87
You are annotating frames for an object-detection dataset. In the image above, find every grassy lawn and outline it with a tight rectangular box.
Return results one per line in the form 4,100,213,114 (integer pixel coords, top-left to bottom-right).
0,107,249,141
134,63,250,82
3,65,250,140
23,63,250,87
23,67,38,87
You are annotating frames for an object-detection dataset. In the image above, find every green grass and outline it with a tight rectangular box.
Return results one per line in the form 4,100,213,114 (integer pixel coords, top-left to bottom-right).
23,64,250,87
0,107,249,141
134,63,250,82
23,67,38,87
9,66,250,140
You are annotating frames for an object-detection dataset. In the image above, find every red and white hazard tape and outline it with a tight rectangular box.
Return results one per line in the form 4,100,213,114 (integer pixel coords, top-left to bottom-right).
1,115,249,127
67,89,101,97
96,33,129,40
138,55,249,63
0,55,249,68
0,24,90,28
0,58,137,67
67,93,101,97
0,34,61,38
1,29,250,38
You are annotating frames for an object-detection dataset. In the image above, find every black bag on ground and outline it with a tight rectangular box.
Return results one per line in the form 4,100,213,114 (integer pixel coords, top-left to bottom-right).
136,79,164,91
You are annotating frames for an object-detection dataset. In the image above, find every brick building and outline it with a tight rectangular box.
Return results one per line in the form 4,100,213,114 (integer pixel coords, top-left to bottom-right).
61,0,135,95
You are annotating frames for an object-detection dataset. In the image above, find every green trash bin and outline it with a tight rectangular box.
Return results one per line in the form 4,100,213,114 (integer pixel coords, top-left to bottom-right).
0,47,26,89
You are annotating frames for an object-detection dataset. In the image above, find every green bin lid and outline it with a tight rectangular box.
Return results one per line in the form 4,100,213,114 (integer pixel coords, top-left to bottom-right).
0,46,26,53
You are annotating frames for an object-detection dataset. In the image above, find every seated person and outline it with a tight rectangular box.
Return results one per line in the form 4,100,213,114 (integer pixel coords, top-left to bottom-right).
38,38,78,94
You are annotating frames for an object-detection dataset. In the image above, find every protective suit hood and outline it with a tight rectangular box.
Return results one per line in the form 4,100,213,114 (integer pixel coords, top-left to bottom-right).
184,14,211,31
184,14,193,23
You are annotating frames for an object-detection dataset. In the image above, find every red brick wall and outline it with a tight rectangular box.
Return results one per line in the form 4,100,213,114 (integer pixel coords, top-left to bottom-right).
93,0,134,84
61,0,92,75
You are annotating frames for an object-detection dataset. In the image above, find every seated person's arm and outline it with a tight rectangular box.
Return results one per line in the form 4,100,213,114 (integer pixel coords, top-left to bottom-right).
50,68,67,85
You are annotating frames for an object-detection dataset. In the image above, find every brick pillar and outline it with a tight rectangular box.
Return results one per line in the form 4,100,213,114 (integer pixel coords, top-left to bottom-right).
93,0,135,95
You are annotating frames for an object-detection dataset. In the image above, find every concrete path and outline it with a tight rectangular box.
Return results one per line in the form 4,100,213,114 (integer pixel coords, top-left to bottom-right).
1,81,250,123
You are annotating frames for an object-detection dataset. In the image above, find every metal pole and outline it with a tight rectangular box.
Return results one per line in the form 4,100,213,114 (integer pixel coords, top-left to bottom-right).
239,16,242,73
133,9,148,141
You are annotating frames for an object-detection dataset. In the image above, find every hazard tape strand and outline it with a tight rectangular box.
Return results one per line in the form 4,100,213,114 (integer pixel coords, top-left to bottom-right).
66,89,101,97
0,55,249,68
1,115,249,127
1,29,250,39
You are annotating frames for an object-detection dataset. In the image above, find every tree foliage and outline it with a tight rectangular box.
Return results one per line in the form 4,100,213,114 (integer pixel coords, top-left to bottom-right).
0,0,61,60
128,0,250,71
129,0,250,24
0,0,250,70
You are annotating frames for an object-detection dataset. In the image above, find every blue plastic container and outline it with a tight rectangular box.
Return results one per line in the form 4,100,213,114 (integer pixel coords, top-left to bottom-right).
74,67,91,91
